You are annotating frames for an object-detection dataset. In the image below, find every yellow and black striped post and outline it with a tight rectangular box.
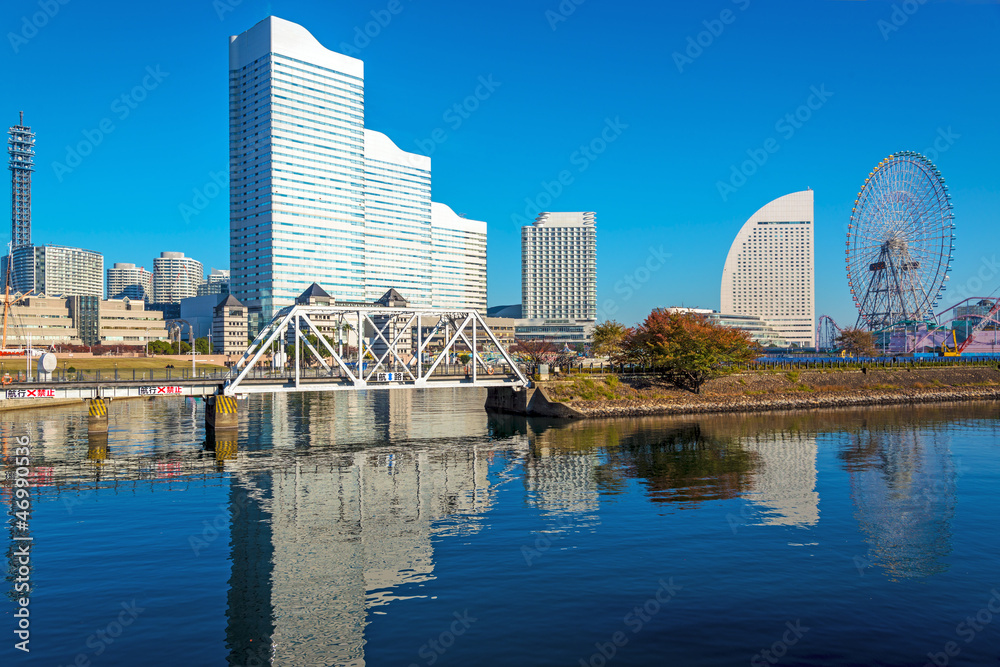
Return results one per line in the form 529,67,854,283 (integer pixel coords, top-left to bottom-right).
87,398,109,433
87,432,109,461
206,395,239,430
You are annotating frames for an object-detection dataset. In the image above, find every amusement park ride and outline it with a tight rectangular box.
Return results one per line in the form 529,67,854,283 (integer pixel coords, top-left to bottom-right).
817,151,1000,356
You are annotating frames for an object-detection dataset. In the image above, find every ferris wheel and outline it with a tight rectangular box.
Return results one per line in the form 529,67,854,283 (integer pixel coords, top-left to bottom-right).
846,151,955,329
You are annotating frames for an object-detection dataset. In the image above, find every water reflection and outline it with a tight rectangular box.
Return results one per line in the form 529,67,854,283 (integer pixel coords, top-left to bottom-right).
226,391,523,667
0,394,983,665
840,419,957,580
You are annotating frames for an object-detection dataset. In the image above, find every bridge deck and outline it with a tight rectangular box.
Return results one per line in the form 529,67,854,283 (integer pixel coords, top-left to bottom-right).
0,373,525,401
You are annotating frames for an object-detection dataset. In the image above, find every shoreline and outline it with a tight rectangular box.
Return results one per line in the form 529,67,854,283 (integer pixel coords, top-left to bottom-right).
562,385,1000,418
512,366,1000,419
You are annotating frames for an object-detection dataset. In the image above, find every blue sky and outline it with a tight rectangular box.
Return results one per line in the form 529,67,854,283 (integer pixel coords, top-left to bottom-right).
1,0,998,327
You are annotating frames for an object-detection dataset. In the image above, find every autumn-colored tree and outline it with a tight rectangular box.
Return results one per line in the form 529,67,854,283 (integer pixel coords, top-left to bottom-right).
628,309,759,393
592,320,629,363
835,327,876,357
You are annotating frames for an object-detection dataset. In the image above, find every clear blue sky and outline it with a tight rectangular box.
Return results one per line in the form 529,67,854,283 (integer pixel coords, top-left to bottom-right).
2,0,998,327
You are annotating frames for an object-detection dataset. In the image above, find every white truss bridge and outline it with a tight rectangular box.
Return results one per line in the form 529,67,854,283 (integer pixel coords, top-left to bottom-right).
222,304,529,397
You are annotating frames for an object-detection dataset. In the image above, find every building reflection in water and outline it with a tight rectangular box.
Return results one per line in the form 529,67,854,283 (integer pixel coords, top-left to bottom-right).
740,432,819,527
226,390,525,667
841,420,957,580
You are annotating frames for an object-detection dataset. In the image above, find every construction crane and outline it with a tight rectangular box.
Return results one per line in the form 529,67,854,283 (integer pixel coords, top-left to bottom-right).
941,298,1000,356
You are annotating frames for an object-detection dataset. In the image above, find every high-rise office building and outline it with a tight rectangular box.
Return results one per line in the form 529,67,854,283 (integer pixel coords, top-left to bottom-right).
7,244,103,297
229,17,487,321
8,112,34,252
107,262,153,301
152,251,204,304
431,203,487,312
363,129,432,303
521,212,597,320
720,190,815,347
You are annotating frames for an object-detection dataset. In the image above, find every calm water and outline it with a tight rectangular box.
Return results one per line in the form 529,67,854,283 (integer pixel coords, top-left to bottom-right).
2,391,1000,666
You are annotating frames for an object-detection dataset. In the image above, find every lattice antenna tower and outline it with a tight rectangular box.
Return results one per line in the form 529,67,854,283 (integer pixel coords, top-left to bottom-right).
9,111,35,251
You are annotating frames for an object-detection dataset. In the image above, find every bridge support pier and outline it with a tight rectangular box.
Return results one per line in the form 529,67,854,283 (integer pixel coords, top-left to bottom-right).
87,398,109,434
485,386,585,418
206,395,239,430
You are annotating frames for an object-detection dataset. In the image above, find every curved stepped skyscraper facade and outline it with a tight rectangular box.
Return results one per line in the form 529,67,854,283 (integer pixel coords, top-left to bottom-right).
720,190,815,347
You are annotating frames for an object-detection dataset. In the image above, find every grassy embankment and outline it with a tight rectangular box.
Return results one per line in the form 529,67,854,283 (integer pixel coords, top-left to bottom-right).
543,366,1000,403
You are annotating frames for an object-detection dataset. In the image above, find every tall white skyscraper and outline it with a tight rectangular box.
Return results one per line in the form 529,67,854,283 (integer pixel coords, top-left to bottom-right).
431,203,487,311
229,17,487,320
720,190,815,347
152,251,204,304
107,262,153,301
521,212,597,320
363,129,432,304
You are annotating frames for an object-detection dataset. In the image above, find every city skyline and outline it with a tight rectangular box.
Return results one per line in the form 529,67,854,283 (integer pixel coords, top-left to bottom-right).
2,1,998,328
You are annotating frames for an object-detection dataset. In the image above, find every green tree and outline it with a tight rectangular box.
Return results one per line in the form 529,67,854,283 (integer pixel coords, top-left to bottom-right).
148,340,173,355
628,309,759,394
458,352,471,365
174,341,192,354
592,320,629,363
835,327,876,357
195,337,211,355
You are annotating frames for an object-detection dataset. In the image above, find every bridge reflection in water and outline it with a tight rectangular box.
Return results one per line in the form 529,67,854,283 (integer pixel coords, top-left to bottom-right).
1,393,968,665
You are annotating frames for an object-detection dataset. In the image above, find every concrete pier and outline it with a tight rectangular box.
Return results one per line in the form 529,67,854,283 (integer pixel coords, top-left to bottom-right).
206,395,239,430
87,398,109,433
484,386,584,418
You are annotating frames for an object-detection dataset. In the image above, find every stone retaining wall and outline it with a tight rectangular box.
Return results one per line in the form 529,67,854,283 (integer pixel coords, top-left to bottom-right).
539,366,1000,419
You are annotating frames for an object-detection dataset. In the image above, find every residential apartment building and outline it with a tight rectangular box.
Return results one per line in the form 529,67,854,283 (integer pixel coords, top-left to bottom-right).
5,244,103,297
107,262,153,302
197,268,230,296
152,251,204,304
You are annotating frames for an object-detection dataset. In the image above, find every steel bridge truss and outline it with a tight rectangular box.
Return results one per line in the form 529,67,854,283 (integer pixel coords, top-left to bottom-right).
223,305,529,397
